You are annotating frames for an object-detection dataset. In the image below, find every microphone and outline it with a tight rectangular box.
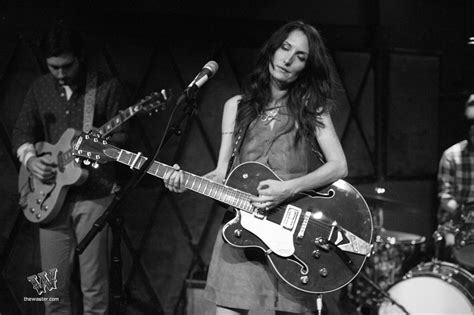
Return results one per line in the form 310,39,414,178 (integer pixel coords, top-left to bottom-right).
178,61,219,103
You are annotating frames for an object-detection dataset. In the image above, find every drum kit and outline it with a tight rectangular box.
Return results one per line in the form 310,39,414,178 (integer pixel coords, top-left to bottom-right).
346,191,474,314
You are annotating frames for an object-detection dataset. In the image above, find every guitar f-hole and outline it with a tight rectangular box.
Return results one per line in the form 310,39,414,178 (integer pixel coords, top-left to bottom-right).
288,255,309,276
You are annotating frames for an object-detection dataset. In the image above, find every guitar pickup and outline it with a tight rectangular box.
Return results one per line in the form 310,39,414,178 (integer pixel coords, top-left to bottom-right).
281,205,301,231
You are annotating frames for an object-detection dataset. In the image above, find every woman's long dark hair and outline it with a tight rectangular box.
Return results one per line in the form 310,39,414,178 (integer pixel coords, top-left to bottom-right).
236,21,335,142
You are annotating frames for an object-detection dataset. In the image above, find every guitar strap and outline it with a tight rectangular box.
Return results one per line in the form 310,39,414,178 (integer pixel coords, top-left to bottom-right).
225,123,250,178
83,72,97,133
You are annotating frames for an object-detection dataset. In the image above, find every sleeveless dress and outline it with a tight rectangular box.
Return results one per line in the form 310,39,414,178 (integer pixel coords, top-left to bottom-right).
203,106,321,312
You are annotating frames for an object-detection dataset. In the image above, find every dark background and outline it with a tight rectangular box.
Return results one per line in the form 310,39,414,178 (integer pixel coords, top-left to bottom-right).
0,1,472,314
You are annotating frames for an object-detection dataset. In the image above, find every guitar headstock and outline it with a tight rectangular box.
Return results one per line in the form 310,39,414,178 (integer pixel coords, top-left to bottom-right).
135,89,171,114
72,133,120,167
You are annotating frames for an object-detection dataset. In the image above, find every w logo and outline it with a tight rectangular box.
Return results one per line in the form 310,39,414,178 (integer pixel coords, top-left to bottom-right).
27,268,58,295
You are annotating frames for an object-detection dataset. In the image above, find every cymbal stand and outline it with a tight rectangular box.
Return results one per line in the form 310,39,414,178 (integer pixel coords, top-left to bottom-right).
432,227,444,260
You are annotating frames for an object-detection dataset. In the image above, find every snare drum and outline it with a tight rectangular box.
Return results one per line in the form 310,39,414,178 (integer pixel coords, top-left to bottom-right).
378,261,474,315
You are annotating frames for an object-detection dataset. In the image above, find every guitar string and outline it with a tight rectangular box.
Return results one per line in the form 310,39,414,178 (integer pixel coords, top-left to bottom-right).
122,152,340,234
270,204,333,233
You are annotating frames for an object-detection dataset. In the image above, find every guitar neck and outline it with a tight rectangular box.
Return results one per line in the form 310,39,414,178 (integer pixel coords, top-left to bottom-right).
116,149,254,213
62,104,144,165
97,105,142,136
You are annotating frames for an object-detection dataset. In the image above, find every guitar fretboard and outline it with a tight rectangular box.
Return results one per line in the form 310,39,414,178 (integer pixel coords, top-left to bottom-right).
117,149,254,213
97,105,141,136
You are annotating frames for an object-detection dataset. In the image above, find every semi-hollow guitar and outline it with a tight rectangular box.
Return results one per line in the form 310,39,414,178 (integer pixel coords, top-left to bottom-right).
72,132,373,293
18,90,169,223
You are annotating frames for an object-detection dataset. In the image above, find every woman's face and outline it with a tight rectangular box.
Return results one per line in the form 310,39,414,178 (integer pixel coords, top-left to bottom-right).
269,29,309,87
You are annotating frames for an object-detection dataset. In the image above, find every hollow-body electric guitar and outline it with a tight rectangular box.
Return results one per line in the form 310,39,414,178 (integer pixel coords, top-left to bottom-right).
72,133,373,293
18,91,169,223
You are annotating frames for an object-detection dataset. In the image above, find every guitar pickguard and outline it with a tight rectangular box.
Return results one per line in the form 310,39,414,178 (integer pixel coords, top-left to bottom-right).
240,204,302,257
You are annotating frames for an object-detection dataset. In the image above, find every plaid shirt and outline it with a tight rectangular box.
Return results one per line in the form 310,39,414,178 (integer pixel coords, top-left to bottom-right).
438,139,474,222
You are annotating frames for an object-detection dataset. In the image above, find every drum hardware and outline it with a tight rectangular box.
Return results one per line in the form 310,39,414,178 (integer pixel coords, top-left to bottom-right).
346,188,428,313
432,228,444,260
435,203,474,271
351,269,410,315
345,188,431,313
452,203,474,271
378,260,474,314
347,228,426,306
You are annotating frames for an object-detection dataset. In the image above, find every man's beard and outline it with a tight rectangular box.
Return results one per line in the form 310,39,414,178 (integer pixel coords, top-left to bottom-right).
57,78,72,86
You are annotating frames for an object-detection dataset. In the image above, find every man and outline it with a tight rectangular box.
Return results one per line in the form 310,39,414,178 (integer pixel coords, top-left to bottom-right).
437,94,474,257
12,23,128,314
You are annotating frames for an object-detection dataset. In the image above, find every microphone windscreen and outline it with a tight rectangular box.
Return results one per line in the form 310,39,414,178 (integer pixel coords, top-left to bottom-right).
204,61,219,77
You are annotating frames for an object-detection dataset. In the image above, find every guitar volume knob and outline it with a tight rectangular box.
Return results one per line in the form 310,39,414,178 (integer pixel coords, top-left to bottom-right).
234,229,242,238
300,276,309,284
319,268,328,277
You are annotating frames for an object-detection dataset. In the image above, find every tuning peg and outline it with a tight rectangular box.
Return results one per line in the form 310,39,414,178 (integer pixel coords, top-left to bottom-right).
92,162,99,169
74,157,81,163
161,89,168,100
83,159,91,166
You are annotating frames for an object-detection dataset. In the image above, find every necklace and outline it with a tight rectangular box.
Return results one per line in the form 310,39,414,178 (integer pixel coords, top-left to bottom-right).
259,105,283,123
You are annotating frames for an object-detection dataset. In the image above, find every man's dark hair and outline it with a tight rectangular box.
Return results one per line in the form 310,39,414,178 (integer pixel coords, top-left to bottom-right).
41,22,84,58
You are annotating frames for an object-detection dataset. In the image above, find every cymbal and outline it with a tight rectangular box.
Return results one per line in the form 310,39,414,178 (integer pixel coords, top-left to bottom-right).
377,228,425,244
363,193,402,205
362,193,423,214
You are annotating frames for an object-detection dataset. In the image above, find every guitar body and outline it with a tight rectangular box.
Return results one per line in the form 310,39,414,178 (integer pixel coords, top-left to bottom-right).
18,128,88,223
222,162,373,294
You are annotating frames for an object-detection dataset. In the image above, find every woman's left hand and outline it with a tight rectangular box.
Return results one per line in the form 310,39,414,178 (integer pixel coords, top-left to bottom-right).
249,179,294,210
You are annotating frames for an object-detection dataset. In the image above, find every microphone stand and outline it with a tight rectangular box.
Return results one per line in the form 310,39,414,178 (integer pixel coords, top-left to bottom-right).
76,92,200,315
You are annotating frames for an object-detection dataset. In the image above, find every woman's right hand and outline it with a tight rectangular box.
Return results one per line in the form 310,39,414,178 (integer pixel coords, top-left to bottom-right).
163,164,187,193
26,155,57,183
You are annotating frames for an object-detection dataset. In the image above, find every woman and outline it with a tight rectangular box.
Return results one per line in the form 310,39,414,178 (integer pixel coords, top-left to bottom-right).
164,20,347,314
